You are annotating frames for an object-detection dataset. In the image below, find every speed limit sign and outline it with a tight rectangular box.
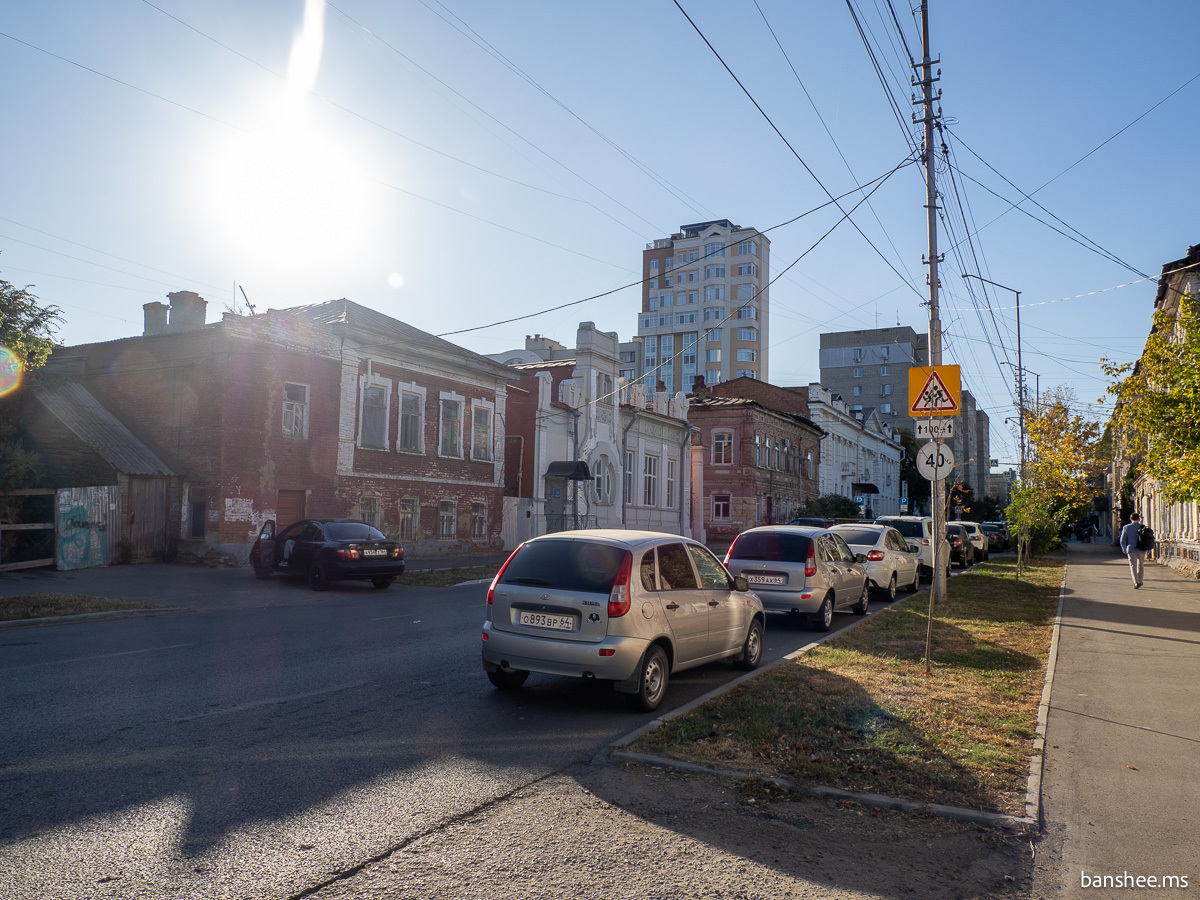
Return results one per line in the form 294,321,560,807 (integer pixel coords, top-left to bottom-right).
917,441,955,480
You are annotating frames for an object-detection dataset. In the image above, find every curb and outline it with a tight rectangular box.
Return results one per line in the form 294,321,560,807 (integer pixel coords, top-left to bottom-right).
0,607,174,630
600,562,1056,831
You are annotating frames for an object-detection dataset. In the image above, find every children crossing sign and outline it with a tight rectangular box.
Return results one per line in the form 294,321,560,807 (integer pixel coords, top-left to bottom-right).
908,365,961,417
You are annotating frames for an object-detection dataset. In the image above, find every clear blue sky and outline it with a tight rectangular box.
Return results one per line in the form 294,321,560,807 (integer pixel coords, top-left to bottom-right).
3,0,1197,470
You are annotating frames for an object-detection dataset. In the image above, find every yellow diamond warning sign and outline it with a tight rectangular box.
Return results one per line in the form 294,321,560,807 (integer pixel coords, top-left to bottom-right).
908,365,961,417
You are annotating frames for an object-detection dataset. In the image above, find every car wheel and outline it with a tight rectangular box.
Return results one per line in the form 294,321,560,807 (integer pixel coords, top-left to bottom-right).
625,645,670,712
252,564,272,581
853,581,870,615
308,563,330,591
907,567,920,593
812,594,834,632
487,667,529,689
878,573,897,602
735,619,764,671
371,576,395,589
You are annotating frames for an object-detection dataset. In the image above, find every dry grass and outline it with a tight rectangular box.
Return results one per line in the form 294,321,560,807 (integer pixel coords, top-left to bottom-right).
0,594,156,622
399,566,498,588
633,556,1063,816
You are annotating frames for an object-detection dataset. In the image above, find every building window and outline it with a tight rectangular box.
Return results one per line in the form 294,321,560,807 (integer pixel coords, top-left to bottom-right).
706,328,723,342
649,277,658,289
439,396,463,457
705,370,720,383
880,365,891,375
682,333,698,370
650,259,659,272
738,240,757,256
755,434,763,467
704,265,726,278
704,285,725,302
880,346,890,359
282,382,309,439
624,450,635,500
852,367,863,378
660,292,673,307
360,385,387,449
737,327,757,341
471,502,487,538
806,451,814,479
704,306,725,321
677,311,697,324
664,275,673,287
713,430,732,465
360,494,381,529
853,385,862,396
594,454,613,504
737,283,756,301
665,458,677,508
736,263,757,276
642,315,654,328
471,403,494,460
687,290,698,304
399,390,424,453
706,348,721,363
713,493,731,519
643,454,659,506
677,251,687,264
439,500,456,538
881,383,893,396
649,296,658,311
881,403,892,413
399,498,418,539
736,349,756,362
852,404,863,411
704,242,725,257
737,369,757,379
736,306,756,319
658,314,672,326
689,249,699,262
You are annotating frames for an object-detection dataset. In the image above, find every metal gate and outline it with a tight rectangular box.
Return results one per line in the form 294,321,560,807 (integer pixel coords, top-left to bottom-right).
56,486,121,570
130,477,168,559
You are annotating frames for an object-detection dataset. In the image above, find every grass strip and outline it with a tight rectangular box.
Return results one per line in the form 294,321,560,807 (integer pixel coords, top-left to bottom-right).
400,566,498,588
0,594,157,622
632,556,1064,816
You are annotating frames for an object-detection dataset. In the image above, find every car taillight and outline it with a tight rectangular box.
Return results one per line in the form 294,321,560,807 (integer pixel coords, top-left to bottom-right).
723,534,740,566
335,548,361,560
805,543,817,578
390,547,403,559
608,551,633,618
487,544,522,605
867,550,885,561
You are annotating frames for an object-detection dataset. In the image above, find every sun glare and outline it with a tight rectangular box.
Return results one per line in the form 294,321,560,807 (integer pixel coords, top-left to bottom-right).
0,348,23,397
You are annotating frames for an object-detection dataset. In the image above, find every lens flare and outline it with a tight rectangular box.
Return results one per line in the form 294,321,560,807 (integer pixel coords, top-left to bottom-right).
0,348,23,396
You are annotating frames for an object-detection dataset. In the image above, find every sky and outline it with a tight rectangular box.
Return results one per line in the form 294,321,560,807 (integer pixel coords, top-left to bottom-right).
2,0,1197,472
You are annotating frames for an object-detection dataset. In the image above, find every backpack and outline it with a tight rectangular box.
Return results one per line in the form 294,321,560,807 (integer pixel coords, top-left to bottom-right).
1136,526,1155,552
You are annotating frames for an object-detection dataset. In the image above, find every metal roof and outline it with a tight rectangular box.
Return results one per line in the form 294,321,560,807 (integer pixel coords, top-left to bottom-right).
32,381,174,476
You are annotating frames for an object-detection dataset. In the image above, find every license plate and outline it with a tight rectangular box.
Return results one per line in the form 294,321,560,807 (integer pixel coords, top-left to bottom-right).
747,574,785,586
362,549,387,557
518,611,574,631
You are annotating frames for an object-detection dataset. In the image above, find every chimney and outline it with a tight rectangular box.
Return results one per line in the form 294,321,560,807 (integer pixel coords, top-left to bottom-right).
656,379,667,394
167,291,207,331
690,374,709,399
143,301,169,336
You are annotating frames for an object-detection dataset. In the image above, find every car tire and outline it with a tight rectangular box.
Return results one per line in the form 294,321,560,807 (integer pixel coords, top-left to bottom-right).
371,576,395,589
853,581,870,615
487,668,529,689
252,565,272,581
907,567,920,593
308,562,330,591
878,573,897,602
812,594,834,632
625,645,670,712
735,619,764,671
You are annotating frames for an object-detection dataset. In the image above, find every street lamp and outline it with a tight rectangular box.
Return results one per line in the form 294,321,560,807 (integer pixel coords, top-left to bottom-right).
963,274,1025,479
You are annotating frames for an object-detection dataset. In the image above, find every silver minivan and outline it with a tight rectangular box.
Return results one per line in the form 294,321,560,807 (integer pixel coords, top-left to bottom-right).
723,526,869,632
482,530,765,712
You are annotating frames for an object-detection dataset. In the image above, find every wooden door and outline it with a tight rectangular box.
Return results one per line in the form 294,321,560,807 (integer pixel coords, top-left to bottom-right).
277,490,307,531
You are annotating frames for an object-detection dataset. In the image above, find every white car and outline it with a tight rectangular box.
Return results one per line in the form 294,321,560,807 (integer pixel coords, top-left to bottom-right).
958,521,990,561
831,524,922,600
874,516,951,582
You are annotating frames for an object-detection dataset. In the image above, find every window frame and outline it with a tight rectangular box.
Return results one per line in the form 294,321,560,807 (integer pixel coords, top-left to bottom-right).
643,454,659,506
438,499,457,538
470,399,495,462
712,429,733,465
712,493,732,520
282,381,310,440
397,384,427,454
438,392,465,459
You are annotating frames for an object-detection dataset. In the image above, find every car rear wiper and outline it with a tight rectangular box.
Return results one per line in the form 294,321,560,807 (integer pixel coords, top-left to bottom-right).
504,577,553,586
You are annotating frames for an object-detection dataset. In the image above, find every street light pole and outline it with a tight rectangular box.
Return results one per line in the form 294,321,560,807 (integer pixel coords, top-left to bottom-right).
963,274,1024,479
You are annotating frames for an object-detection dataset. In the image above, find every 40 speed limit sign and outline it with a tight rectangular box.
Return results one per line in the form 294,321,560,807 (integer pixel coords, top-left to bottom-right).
916,441,955,481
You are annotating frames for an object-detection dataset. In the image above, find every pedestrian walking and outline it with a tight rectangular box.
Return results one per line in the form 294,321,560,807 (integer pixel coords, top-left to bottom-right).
1119,513,1147,589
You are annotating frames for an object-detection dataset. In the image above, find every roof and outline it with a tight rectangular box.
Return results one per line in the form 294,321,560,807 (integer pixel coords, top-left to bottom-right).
32,381,174,476
284,299,514,377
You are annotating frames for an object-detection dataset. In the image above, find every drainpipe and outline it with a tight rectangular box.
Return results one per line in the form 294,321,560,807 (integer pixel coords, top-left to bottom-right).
678,424,693,536
569,406,581,529
621,408,639,528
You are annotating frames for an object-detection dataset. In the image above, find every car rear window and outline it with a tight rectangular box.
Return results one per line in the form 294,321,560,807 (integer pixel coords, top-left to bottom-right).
834,527,882,546
728,531,812,562
879,519,923,538
325,523,387,541
500,540,629,593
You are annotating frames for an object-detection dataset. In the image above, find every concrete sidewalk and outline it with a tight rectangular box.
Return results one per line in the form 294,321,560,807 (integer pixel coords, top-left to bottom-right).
1034,541,1200,896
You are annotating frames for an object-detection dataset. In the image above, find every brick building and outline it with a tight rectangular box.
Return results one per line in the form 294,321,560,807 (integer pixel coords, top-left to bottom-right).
687,376,823,547
21,292,514,561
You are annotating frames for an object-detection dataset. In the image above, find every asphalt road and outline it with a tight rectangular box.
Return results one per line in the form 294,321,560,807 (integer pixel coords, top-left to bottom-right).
0,567,903,899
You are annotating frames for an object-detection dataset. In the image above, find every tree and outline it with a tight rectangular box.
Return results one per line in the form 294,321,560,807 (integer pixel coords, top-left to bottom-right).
1102,291,1200,503
0,276,62,371
897,428,931,512
806,493,863,519
1006,386,1103,572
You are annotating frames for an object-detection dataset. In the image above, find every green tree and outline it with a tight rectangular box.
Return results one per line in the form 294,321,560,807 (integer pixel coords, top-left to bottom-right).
1102,291,1200,503
806,493,863,519
0,276,62,370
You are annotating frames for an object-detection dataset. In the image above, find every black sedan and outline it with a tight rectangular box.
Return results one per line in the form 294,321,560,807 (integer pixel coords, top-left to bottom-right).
945,523,975,568
249,518,405,590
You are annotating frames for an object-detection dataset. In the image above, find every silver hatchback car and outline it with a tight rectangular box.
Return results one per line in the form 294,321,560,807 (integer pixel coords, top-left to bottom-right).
723,526,870,632
482,530,765,712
